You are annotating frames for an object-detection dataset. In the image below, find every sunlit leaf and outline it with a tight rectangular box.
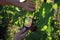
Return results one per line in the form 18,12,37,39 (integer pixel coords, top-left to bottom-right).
42,8,45,18
53,3,58,10
41,25,47,31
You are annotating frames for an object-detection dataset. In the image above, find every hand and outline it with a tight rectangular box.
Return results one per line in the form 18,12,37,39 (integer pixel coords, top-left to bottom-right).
20,0,35,11
14,28,28,40
0,0,35,11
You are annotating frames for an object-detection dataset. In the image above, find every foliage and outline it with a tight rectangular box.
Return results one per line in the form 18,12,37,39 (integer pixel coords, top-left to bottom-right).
0,0,60,40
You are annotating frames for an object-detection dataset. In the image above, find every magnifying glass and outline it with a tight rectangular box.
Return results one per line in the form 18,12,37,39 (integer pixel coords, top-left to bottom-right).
24,16,33,27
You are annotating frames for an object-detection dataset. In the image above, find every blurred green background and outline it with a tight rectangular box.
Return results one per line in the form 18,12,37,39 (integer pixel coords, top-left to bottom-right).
0,0,60,40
